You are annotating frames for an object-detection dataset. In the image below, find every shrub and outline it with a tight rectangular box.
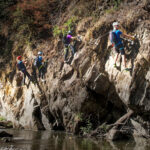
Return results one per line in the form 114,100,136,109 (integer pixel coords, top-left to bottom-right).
53,26,62,37
0,116,6,121
53,16,77,37
80,119,92,134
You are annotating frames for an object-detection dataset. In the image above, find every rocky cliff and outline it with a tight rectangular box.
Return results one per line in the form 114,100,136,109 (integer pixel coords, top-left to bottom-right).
0,0,150,140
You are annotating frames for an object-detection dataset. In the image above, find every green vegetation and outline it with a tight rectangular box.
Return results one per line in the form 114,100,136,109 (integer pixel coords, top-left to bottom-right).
53,16,77,37
0,116,6,121
12,7,34,50
75,112,83,122
105,8,116,14
80,119,92,134
113,0,123,9
105,0,123,14
53,26,62,37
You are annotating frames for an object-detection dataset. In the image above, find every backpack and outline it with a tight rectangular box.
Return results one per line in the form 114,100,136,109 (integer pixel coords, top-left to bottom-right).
109,31,118,45
62,35,68,45
17,61,26,71
34,56,42,67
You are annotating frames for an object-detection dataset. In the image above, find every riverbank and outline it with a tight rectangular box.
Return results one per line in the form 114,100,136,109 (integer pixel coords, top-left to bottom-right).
0,129,150,150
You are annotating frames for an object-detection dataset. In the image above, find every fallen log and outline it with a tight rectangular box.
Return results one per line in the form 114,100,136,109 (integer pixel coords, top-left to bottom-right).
106,109,134,141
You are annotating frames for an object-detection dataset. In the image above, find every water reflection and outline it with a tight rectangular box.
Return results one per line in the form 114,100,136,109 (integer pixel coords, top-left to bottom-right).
0,129,150,150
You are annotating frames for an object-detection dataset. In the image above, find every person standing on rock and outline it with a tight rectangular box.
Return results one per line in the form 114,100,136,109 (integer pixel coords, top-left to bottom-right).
17,56,32,85
34,51,45,82
63,31,80,63
111,22,135,71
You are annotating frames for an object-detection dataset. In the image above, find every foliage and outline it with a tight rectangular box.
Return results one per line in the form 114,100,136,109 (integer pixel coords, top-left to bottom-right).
12,7,33,49
113,0,123,9
80,119,92,134
0,116,6,121
105,0,123,14
53,26,62,37
74,112,83,122
16,0,51,31
105,8,116,14
64,17,77,31
10,0,52,49
53,16,77,37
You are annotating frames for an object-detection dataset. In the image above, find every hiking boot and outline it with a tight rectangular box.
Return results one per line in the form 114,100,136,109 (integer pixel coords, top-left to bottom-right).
124,68,131,71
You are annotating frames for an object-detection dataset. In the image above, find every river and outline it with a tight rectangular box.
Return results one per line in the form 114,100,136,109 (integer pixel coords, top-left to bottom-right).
0,129,150,150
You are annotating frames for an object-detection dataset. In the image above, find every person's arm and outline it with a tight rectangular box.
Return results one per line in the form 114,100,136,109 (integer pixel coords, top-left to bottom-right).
71,36,82,41
122,33,135,40
71,36,77,40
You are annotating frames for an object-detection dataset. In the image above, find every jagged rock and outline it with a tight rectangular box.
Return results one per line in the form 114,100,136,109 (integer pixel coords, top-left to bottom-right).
0,131,13,138
84,65,110,94
0,121,13,128
15,72,23,87
131,119,149,138
1,137,13,142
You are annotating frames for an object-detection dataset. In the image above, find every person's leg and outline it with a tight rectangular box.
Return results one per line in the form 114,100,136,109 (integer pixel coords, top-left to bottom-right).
119,45,126,68
64,46,69,62
70,44,75,57
114,53,119,65
24,70,32,81
38,67,41,79
122,55,126,68
114,46,120,66
22,71,26,84
41,67,45,79
39,67,44,79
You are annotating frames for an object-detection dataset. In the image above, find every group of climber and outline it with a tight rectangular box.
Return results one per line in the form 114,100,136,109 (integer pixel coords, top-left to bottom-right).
17,51,45,85
61,21,135,70
16,21,135,85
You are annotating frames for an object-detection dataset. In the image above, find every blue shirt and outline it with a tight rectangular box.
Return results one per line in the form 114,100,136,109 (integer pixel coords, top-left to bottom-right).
17,60,26,71
38,56,42,61
113,29,122,46
37,56,42,65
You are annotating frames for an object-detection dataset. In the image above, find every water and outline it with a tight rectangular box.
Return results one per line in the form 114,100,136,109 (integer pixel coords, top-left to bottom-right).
0,129,150,150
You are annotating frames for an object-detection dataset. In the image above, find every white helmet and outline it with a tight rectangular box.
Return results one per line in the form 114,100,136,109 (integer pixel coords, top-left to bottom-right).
38,51,42,55
68,30,72,34
112,22,119,27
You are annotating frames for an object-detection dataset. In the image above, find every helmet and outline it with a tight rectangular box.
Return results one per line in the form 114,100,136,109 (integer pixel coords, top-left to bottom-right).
17,56,22,60
68,31,72,34
112,22,119,27
38,51,42,55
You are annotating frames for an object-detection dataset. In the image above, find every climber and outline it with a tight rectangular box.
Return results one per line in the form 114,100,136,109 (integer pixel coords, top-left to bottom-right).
110,22,135,71
34,51,45,82
63,31,80,63
16,56,32,85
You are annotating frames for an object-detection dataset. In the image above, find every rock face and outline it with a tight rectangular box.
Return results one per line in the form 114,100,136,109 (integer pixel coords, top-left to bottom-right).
0,0,150,140
0,131,13,138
